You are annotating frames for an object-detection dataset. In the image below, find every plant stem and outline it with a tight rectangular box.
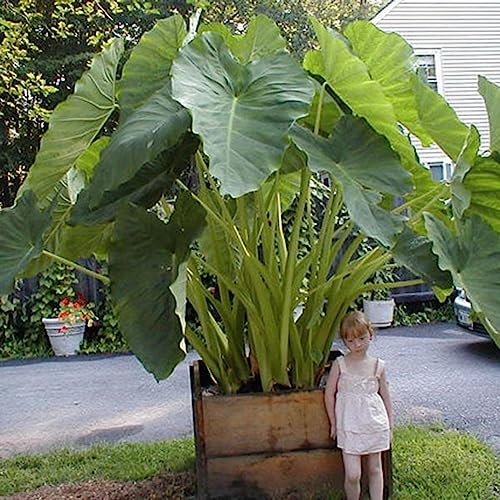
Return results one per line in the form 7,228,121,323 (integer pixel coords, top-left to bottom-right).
281,168,310,381
408,184,449,226
177,178,251,258
393,182,449,225
359,278,425,294
42,251,109,284
314,82,327,135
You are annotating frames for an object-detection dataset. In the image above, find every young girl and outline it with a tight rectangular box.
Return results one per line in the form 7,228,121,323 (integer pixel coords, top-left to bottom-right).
324,311,393,500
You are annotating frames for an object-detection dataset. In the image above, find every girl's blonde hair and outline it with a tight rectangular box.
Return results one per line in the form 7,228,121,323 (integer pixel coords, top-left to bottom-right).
339,311,374,341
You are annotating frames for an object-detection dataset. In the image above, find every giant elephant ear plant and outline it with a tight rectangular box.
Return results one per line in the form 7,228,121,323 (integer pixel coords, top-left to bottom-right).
1,15,500,393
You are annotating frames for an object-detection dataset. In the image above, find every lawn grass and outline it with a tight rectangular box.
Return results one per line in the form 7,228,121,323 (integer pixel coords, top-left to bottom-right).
393,424,499,500
0,426,498,498
0,438,195,496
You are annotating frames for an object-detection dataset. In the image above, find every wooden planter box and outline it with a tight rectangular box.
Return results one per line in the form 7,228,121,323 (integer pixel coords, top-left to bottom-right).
190,360,392,499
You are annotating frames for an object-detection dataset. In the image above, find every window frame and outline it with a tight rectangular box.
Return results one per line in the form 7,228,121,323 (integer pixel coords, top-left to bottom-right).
415,49,444,95
426,160,454,181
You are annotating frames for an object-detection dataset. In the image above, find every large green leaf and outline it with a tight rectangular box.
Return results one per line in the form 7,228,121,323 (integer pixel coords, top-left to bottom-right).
300,82,343,136
22,176,78,276
49,142,113,261
425,213,500,348
118,15,186,120
464,155,500,233
71,134,198,225
291,116,411,247
0,191,51,294
109,193,206,380
305,20,432,195
75,137,110,182
391,227,453,289
71,82,191,221
201,14,286,64
42,177,76,252
197,206,237,284
21,39,124,204
24,141,114,274
478,75,500,153
342,21,468,165
262,170,302,213
171,32,314,197
450,126,480,219
344,21,433,145
59,223,113,261
411,74,469,162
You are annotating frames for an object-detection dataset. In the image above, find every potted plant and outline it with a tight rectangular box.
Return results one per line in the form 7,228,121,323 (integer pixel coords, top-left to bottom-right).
363,267,398,328
42,294,96,356
0,12,500,498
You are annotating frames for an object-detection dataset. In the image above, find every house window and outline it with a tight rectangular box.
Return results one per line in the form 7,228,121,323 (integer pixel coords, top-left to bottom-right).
427,161,453,181
416,54,439,92
318,171,331,187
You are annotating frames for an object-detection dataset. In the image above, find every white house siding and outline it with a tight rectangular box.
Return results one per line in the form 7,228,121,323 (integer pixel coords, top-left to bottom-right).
373,0,500,173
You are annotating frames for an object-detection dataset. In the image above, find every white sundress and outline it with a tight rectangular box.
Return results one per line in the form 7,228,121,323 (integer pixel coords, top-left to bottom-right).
335,356,390,455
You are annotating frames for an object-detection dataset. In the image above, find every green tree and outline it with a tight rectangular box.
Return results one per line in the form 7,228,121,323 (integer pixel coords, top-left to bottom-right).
0,0,381,208
203,0,380,57
0,0,192,208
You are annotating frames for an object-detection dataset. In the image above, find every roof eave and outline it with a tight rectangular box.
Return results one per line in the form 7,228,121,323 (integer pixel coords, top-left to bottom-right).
371,0,404,23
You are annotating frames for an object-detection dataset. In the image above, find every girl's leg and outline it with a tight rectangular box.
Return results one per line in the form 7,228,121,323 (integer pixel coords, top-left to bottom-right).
342,452,362,500
366,452,383,500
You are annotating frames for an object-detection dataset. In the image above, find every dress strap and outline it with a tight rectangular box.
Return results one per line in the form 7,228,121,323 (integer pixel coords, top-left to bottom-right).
375,358,385,378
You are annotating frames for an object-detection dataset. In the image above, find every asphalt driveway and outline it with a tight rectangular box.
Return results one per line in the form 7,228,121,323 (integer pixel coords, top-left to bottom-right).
0,322,498,459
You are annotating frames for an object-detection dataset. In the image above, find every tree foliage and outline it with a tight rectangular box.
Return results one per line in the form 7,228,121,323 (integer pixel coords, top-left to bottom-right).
203,0,380,57
0,0,380,207
0,0,192,208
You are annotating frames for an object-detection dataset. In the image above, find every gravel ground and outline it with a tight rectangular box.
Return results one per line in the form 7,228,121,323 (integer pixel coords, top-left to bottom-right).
1,322,498,499
365,322,500,454
1,322,498,459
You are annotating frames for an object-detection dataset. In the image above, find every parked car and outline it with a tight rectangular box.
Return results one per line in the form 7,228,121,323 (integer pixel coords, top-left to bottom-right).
453,289,488,335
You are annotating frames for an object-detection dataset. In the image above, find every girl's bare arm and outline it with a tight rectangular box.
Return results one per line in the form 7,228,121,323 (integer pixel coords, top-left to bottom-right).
324,360,340,439
378,368,394,430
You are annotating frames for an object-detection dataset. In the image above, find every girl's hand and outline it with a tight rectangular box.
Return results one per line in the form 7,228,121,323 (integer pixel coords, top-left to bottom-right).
330,423,337,440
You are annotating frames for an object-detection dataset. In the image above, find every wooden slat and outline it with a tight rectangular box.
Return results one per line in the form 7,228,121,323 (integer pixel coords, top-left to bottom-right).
190,362,208,498
202,389,335,457
206,448,345,498
191,360,392,499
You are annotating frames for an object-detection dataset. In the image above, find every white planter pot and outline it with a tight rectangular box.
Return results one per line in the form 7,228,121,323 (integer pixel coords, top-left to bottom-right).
42,318,85,356
363,299,395,328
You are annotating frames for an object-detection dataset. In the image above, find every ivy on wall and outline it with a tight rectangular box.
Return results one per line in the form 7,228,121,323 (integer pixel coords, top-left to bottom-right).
0,263,127,360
